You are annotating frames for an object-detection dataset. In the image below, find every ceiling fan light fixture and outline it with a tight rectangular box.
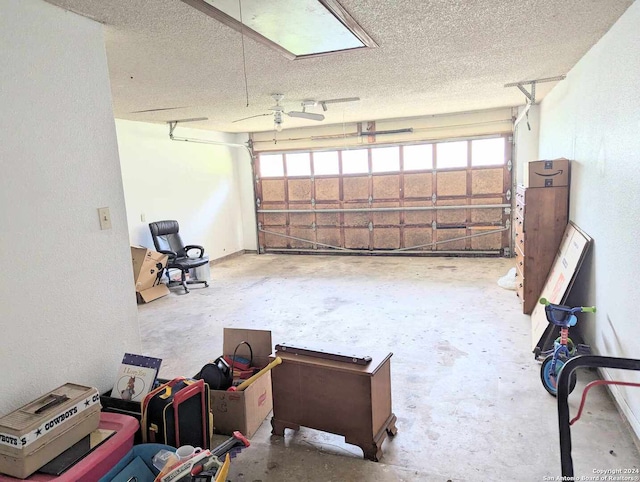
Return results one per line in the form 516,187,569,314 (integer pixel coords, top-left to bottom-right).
274,110,284,131
287,111,325,121
232,93,352,126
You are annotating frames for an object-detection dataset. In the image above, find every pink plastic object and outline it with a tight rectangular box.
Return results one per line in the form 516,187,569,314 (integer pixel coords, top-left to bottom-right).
0,412,139,482
570,379,640,426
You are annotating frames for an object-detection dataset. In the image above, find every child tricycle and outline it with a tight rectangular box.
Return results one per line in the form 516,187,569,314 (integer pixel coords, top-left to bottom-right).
537,298,596,396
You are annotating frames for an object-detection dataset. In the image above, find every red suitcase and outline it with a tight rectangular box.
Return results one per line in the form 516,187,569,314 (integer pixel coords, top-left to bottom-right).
141,378,211,449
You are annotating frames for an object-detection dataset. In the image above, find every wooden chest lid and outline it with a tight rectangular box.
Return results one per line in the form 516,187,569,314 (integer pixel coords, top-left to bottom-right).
274,343,392,375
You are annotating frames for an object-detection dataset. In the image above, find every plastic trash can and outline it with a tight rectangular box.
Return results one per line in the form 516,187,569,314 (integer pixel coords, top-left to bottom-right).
189,262,211,281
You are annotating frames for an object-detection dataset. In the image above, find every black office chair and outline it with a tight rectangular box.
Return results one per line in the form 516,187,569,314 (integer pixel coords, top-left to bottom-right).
148,220,209,293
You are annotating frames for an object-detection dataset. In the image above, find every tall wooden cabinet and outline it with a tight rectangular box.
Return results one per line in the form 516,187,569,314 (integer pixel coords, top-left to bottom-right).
514,185,569,314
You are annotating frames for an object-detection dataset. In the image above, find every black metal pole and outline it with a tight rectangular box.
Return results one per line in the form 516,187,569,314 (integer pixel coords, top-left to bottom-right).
558,355,640,478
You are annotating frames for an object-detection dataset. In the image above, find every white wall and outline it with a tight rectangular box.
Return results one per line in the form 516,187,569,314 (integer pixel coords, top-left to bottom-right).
234,133,260,251
116,120,257,257
539,2,640,435
513,104,540,185
0,0,141,414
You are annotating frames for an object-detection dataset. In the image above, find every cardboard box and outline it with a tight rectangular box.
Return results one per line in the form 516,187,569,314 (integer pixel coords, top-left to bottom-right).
209,329,273,438
131,246,169,303
524,158,570,187
0,383,101,479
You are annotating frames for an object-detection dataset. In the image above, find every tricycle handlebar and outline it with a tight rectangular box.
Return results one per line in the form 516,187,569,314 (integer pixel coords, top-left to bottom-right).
539,298,596,326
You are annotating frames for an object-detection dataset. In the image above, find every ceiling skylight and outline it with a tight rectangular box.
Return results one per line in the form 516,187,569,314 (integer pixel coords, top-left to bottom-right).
182,0,377,59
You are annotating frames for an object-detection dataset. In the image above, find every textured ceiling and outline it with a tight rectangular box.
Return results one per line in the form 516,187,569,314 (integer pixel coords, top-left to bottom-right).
45,0,633,133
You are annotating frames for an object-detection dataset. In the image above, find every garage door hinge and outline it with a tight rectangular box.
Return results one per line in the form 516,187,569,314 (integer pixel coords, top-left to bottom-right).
311,198,316,207
432,193,437,203
504,247,511,257
368,195,373,204
256,198,261,207
506,189,512,201
504,207,511,215
505,219,511,230
368,221,373,231
312,222,317,230
432,220,437,230
507,160,513,172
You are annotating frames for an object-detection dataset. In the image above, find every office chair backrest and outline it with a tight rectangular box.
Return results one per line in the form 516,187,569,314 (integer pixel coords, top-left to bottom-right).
149,220,187,258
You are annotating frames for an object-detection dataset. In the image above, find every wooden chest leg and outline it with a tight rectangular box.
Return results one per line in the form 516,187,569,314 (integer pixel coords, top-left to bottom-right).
351,413,398,462
386,413,398,436
357,440,383,462
271,417,300,436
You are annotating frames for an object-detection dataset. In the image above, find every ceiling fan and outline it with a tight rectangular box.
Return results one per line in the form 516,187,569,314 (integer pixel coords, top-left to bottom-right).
232,94,359,131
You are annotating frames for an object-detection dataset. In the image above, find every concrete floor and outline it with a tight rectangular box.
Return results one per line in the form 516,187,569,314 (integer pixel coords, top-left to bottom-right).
139,254,639,481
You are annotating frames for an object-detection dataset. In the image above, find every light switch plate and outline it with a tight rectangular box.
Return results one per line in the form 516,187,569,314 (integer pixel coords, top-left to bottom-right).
98,207,112,230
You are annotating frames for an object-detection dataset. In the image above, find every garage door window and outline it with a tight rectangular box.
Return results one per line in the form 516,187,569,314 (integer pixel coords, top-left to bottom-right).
285,152,311,176
436,141,467,168
404,144,433,171
471,138,505,166
371,146,400,173
259,153,284,177
342,149,368,174
313,151,339,175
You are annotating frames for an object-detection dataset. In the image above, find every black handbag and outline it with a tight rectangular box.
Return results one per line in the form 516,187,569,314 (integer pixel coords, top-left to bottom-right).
194,356,232,390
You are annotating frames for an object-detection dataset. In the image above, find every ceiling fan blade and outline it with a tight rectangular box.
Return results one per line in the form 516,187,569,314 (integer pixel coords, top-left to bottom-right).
287,111,325,121
318,97,360,105
130,106,188,113
317,97,360,111
232,113,271,123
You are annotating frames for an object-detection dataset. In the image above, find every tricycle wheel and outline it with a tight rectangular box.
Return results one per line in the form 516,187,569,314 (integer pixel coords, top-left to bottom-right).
540,355,576,397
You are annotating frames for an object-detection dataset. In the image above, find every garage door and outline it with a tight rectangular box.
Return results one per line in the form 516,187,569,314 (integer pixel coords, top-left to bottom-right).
254,136,512,255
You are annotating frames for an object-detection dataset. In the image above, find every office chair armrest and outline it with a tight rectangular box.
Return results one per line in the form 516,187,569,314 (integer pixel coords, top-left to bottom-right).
185,245,205,258
158,249,178,260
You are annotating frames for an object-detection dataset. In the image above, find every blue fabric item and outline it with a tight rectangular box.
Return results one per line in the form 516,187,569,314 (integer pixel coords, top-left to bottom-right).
99,444,176,482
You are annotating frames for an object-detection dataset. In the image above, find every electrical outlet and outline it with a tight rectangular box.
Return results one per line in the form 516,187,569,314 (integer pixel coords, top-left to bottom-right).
98,207,112,230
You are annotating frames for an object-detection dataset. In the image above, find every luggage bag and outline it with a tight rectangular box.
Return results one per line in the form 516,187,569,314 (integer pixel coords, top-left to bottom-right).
100,378,171,445
141,378,211,449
